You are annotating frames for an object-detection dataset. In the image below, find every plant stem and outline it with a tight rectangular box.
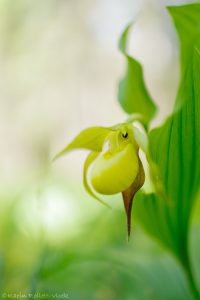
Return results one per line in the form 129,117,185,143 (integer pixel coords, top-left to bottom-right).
184,264,200,300
181,242,200,300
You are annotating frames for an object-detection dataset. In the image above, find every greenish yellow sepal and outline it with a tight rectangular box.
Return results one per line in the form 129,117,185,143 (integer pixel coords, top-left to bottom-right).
53,127,112,161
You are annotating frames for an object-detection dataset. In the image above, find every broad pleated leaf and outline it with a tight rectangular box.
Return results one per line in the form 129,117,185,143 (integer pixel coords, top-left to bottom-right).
118,24,157,125
134,4,200,267
167,4,200,75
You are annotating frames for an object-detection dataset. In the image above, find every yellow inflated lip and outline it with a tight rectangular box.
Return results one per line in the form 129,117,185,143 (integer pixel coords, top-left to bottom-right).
90,143,139,195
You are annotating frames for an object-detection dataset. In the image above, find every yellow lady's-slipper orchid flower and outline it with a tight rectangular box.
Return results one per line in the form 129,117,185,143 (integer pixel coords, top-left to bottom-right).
53,120,147,239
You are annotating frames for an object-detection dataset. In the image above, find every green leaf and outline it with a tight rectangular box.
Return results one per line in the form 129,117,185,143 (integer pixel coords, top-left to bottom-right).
134,2,200,283
118,24,157,125
83,152,110,208
147,45,200,259
53,127,112,161
134,192,180,255
167,3,200,110
168,3,200,72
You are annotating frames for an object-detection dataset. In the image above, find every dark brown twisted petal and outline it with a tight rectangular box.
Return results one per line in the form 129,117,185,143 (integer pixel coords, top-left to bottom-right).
122,158,145,240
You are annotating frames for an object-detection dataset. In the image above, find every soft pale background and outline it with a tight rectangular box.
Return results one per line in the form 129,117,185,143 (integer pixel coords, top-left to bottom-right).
0,1,199,297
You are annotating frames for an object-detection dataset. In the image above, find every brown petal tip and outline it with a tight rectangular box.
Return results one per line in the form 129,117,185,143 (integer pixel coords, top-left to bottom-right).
122,158,145,240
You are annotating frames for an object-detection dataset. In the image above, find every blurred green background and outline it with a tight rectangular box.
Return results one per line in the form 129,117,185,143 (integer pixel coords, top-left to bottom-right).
0,0,199,299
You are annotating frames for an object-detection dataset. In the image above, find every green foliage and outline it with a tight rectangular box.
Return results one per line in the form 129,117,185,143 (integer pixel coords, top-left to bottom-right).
135,2,200,254
118,24,157,126
129,3,200,299
168,4,200,79
135,43,200,261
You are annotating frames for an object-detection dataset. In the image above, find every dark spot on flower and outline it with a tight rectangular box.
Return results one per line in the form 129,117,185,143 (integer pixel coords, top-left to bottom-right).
122,132,128,138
